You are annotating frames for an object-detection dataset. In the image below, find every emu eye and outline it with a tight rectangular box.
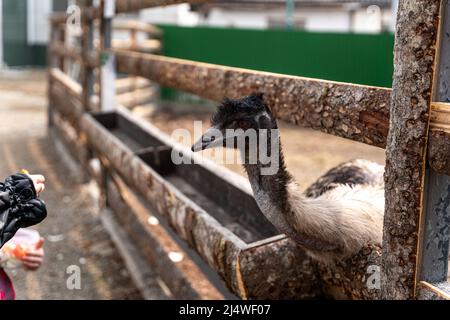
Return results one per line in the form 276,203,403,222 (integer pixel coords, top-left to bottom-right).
237,120,251,129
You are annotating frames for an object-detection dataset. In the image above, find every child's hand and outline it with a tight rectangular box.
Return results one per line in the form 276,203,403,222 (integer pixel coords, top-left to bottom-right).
21,238,44,271
28,174,46,194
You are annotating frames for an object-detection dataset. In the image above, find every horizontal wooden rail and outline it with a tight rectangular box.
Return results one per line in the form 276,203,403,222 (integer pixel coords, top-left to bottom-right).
113,49,392,148
428,102,450,175
107,172,224,299
49,68,82,99
116,0,211,13
112,39,162,52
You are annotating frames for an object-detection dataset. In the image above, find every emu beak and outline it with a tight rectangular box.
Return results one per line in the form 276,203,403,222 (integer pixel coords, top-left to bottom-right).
191,126,224,152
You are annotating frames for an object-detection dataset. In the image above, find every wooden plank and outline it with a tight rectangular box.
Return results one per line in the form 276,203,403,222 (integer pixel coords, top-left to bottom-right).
80,108,327,299
81,106,393,299
115,76,152,94
113,49,391,148
381,0,442,300
112,39,162,53
106,173,225,299
49,68,82,99
115,0,211,13
100,208,171,299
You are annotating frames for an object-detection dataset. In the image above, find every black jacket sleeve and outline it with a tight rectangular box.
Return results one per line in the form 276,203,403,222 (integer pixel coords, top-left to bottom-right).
0,174,47,248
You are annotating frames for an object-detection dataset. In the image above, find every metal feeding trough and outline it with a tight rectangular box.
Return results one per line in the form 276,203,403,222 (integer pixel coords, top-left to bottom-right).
81,107,322,299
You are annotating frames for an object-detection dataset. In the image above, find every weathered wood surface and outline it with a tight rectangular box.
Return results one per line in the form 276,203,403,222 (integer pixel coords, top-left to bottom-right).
382,0,442,300
49,68,84,125
114,50,391,148
116,0,211,13
419,0,450,288
318,244,382,299
106,173,224,299
50,111,88,166
49,83,84,125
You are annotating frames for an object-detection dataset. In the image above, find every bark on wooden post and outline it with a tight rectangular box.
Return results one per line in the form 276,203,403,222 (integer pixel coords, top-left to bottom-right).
113,50,392,148
382,0,442,299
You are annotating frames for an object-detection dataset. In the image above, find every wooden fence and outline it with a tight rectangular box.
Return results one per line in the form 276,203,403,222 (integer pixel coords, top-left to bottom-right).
47,0,450,300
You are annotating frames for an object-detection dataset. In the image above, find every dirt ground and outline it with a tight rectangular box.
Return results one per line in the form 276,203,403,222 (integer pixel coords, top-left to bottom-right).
0,70,141,299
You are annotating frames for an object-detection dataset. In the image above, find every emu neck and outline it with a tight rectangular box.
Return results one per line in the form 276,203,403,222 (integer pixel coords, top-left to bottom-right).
242,138,295,238
242,136,337,252
243,142,291,212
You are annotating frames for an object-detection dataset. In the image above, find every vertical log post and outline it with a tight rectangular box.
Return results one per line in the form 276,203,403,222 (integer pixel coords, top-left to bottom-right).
420,1,450,285
48,21,65,128
100,0,116,111
58,24,66,72
78,0,95,182
382,0,442,299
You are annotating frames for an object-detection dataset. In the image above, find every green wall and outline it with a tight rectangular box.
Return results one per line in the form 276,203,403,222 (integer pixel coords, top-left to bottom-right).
158,25,395,100
2,0,47,67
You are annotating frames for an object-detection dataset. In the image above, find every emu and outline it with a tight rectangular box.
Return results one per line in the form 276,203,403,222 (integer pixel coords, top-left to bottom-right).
192,93,384,263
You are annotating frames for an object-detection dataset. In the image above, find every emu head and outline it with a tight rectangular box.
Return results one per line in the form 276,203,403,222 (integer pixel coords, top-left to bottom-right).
191,92,277,152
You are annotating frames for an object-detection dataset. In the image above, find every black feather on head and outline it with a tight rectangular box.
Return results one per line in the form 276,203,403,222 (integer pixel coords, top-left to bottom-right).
211,92,268,127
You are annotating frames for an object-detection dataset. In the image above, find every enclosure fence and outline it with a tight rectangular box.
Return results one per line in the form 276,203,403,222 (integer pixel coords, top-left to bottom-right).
47,0,450,300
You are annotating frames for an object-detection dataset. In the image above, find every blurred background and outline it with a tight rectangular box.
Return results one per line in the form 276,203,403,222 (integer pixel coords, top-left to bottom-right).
0,0,399,299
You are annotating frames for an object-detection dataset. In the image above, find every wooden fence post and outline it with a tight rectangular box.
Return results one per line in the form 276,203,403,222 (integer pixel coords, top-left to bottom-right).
382,0,442,299
80,0,95,111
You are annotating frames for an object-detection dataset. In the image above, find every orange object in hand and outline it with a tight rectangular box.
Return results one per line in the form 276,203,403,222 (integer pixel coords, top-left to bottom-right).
3,243,27,260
